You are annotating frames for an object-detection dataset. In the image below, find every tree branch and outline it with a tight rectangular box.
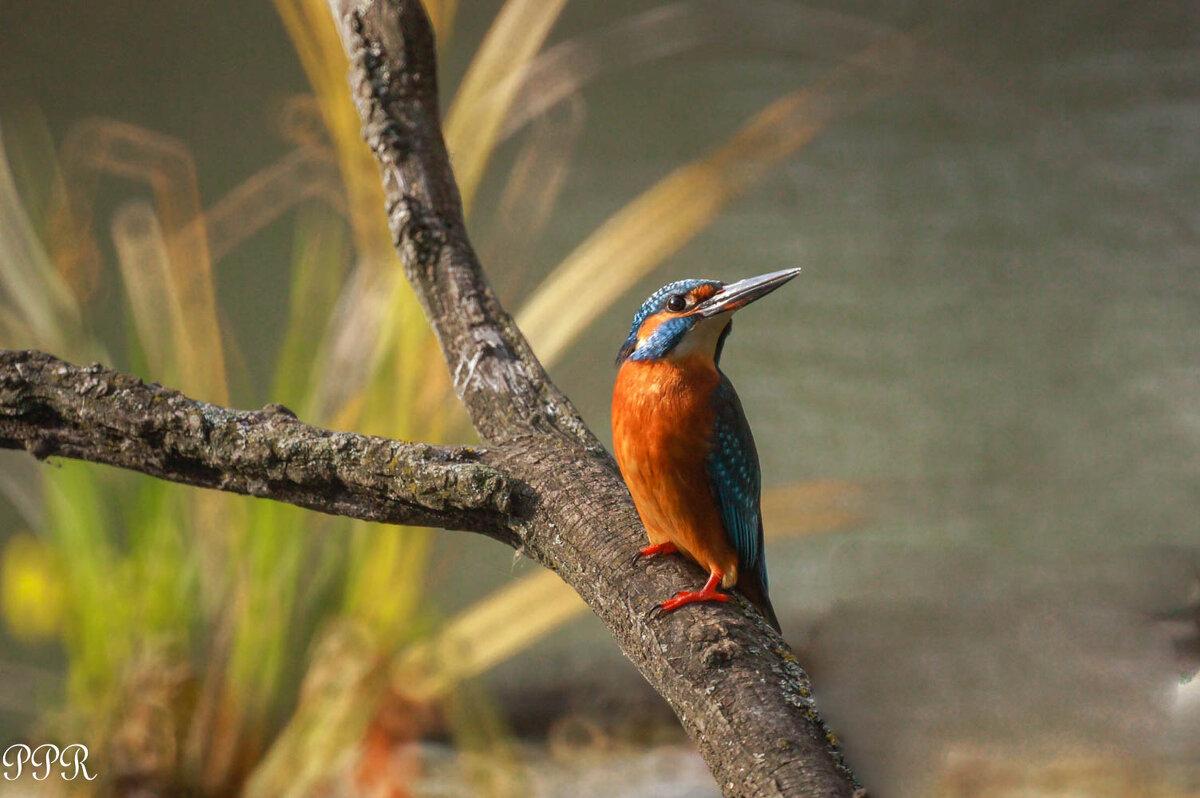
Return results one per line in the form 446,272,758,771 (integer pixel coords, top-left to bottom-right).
0,1,865,794
325,1,862,795
0,350,519,538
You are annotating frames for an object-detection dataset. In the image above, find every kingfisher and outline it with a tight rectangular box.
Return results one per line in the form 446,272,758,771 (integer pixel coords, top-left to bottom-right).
612,268,800,632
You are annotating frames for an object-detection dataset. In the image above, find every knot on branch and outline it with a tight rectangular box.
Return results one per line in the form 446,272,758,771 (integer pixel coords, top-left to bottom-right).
387,193,446,270
688,620,740,670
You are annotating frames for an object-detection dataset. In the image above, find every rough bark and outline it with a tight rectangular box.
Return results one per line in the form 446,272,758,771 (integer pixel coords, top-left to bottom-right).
0,350,518,538
0,1,863,794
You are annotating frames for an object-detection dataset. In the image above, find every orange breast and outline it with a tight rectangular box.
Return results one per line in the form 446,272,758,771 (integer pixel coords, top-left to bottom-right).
612,356,739,586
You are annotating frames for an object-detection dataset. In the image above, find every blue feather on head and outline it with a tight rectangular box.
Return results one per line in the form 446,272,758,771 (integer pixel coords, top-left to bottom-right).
616,279,724,364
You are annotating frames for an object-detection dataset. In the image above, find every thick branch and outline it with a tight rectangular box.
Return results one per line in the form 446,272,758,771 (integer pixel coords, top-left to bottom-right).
0,350,519,537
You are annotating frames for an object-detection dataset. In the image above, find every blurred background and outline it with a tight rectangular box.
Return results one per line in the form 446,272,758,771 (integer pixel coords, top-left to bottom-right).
0,0,1198,796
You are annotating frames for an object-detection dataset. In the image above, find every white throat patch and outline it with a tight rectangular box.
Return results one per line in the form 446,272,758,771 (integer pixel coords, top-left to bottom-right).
667,313,731,361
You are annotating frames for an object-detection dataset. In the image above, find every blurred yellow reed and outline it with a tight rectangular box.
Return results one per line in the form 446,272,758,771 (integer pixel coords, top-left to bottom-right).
0,121,82,356
517,89,831,368
273,0,393,260
242,622,382,798
396,569,583,700
111,202,177,377
57,119,228,403
483,96,585,296
443,0,568,215
762,479,866,538
200,145,345,264
422,0,459,41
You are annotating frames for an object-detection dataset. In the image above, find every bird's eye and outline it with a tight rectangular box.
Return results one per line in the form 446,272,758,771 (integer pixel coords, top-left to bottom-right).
666,294,688,312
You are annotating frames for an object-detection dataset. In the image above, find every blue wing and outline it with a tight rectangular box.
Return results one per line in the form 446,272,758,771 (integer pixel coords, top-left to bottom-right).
706,376,768,593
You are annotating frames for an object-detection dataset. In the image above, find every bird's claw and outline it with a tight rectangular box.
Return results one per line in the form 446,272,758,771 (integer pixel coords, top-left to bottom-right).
646,591,688,620
648,588,729,622
630,542,678,567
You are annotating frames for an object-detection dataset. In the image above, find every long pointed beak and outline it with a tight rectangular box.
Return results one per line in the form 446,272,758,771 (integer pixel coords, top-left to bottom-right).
693,267,801,318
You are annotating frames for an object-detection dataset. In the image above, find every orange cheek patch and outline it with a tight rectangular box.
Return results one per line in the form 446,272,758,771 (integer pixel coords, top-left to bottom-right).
636,311,673,343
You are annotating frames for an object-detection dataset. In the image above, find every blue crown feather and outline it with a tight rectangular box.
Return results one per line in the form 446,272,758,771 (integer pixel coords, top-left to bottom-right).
616,279,723,363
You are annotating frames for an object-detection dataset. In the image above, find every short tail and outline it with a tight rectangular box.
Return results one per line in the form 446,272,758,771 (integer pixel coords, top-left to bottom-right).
737,572,781,633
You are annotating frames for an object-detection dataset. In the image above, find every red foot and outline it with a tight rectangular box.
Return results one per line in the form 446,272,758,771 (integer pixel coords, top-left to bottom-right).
653,571,728,616
631,541,677,565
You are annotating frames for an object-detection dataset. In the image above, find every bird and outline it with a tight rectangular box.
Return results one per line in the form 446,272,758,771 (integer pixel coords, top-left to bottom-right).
611,268,800,632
